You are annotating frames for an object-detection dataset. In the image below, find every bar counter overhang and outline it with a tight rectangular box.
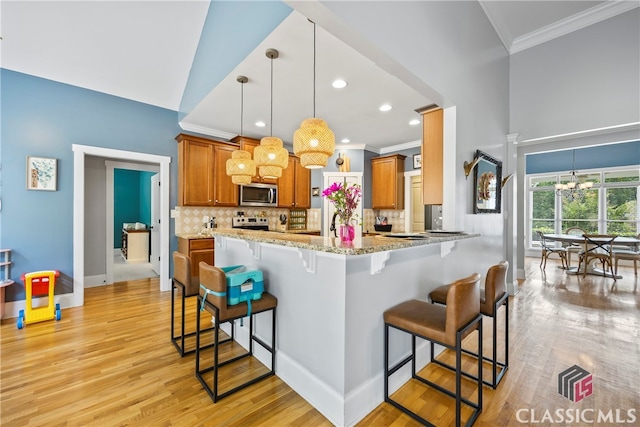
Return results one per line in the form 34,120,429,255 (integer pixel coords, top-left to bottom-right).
209,229,480,426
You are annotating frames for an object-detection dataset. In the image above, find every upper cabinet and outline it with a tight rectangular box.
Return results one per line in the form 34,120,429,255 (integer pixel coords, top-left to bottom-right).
371,154,405,210
278,155,310,209
421,108,444,205
176,134,238,207
231,136,277,185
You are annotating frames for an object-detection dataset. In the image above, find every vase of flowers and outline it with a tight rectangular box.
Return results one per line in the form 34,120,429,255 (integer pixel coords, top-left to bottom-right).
323,181,361,244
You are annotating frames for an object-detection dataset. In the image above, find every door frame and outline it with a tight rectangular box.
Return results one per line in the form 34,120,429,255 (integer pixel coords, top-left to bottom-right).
73,144,171,308
403,170,422,232
105,160,160,285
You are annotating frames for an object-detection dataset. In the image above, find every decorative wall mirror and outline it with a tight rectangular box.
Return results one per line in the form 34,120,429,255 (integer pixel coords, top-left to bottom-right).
473,150,502,214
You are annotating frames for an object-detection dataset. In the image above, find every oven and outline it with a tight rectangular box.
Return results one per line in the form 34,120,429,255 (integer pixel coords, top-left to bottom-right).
232,216,269,231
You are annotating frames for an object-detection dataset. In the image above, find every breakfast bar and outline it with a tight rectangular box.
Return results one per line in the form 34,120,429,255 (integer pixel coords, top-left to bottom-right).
210,229,480,426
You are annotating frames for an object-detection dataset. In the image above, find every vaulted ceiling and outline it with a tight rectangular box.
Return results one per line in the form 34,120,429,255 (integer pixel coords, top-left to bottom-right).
2,1,636,151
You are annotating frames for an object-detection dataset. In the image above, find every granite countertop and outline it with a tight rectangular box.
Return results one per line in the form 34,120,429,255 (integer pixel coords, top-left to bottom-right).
207,228,479,255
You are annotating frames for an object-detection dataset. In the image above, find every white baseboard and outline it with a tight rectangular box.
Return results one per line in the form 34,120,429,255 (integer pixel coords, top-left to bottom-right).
221,319,439,427
84,274,107,288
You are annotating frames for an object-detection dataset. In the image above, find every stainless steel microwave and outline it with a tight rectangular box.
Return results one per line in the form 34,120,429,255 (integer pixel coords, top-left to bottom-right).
239,183,278,207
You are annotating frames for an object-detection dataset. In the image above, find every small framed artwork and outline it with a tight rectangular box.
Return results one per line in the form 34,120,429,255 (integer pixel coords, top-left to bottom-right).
312,187,320,197
27,156,57,191
413,154,422,169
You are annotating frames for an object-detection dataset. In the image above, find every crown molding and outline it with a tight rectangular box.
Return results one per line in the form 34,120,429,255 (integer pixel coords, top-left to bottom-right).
510,1,639,54
517,122,640,146
478,0,514,54
379,139,421,155
178,122,237,141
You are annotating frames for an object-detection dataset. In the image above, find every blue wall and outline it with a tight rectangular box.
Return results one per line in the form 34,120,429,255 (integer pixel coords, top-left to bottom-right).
0,69,181,301
114,170,154,248
180,1,292,119
526,141,640,174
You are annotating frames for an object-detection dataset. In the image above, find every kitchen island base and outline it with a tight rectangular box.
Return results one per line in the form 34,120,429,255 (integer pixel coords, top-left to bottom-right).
213,232,479,426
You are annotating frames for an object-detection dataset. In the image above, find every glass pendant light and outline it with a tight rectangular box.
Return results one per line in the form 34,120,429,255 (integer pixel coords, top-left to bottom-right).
293,20,335,169
226,75,256,185
254,48,289,179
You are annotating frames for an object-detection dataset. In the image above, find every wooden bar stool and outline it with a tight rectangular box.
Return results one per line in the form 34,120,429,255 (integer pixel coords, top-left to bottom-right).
384,273,483,427
171,251,214,356
196,262,277,402
430,261,509,388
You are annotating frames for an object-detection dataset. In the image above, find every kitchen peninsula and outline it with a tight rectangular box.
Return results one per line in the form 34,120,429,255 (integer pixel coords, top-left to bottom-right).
210,229,480,426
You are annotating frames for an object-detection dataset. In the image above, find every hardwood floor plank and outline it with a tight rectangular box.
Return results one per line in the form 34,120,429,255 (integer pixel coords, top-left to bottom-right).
2,259,639,426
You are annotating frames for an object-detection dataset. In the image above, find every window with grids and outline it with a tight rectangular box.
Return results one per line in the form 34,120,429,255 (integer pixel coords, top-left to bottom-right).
527,167,639,249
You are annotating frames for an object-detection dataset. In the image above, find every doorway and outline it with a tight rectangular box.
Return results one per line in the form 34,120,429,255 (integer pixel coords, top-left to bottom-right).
72,144,171,309
105,161,160,285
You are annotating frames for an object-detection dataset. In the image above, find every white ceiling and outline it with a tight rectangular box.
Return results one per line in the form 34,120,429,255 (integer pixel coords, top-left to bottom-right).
2,1,637,151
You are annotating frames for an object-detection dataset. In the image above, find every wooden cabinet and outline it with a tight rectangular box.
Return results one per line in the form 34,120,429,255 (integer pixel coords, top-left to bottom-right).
421,107,444,205
371,154,405,210
278,155,310,209
176,134,239,207
231,136,277,185
178,237,214,279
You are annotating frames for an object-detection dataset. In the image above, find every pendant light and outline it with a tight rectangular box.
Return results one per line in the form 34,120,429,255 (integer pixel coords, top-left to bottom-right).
293,20,335,169
226,75,256,185
254,48,289,179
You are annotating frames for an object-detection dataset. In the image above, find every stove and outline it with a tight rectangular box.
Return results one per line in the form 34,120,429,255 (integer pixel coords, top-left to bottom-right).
232,216,269,231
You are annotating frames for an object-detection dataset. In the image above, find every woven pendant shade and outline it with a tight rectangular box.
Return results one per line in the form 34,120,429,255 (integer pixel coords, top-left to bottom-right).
293,117,335,168
254,136,288,179
226,150,256,185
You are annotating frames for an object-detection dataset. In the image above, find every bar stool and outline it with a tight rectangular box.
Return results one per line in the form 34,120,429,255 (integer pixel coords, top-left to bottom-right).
384,273,482,427
171,251,214,356
429,261,509,388
196,262,277,402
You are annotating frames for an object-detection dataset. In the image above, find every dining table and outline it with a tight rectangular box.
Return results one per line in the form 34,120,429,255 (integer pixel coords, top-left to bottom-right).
542,233,640,278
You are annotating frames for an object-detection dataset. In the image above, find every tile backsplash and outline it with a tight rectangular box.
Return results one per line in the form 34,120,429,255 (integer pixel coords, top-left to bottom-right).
174,206,403,234
174,206,321,234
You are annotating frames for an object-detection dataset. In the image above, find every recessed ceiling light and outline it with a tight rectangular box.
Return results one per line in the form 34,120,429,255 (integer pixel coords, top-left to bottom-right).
409,119,420,126
255,121,266,127
341,138,350,143
379,104,392,112
332,79,347,89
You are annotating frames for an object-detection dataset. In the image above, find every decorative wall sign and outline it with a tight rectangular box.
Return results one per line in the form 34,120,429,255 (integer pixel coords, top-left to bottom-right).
27,156,57,191
413,154,422,169
473,150,502,214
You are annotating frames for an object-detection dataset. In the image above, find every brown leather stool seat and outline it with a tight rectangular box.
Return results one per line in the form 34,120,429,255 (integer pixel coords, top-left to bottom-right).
384,273,483,427
430,261,509,388
196,262,277,402
171,251,214,356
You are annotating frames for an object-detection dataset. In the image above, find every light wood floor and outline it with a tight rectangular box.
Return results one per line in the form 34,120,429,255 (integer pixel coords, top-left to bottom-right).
1,258,638,426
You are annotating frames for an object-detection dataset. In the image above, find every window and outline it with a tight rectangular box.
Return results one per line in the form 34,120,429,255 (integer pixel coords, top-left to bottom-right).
527,167,639,249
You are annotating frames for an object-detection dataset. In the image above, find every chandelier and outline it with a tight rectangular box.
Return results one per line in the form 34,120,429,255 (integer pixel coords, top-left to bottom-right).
555,150,593,201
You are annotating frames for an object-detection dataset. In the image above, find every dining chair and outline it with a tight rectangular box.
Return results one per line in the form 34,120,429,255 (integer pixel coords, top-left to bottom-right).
579,234,617,279
613,233,640,276
564,227,586,268
536,231,567,270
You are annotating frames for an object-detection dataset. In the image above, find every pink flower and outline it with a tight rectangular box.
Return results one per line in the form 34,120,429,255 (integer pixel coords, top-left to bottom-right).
323,182,362,224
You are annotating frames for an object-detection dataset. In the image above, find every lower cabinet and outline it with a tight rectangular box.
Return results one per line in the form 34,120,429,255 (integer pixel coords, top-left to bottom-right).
121,230,150,263
178,237,214,278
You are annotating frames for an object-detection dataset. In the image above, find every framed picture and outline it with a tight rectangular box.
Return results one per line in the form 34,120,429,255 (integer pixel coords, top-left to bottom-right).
27,156,57,191
413,154,422,169
312,187,320,197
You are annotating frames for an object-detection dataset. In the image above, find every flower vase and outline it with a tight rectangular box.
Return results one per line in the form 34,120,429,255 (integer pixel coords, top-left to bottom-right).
339,223,355,243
